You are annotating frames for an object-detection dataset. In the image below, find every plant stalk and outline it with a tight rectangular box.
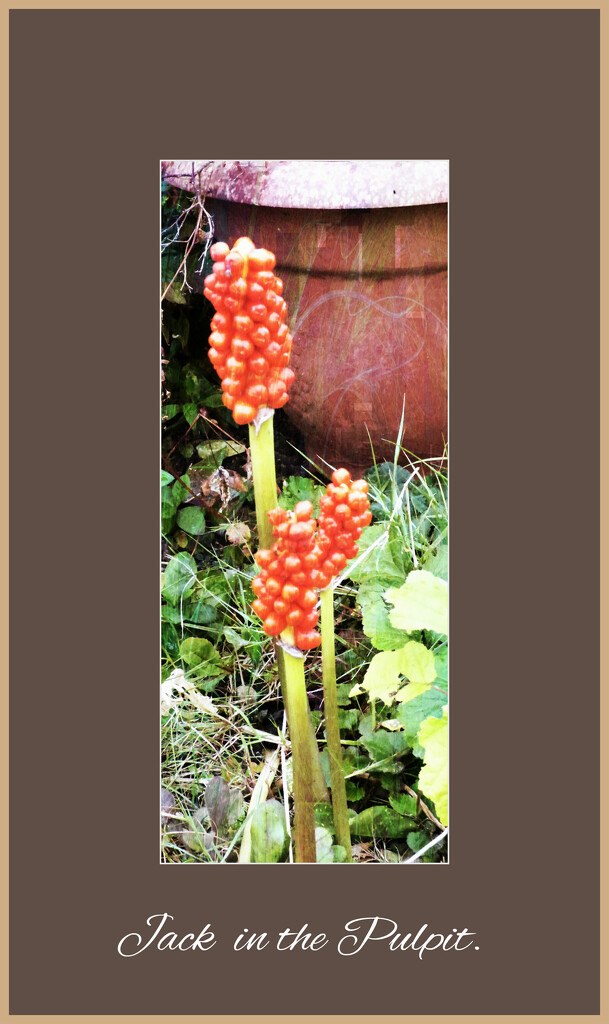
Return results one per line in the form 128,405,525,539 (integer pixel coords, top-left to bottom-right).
248,416,279,551
276,645,329,804
248,414,329,806
282,647,317,862
321,586,352,861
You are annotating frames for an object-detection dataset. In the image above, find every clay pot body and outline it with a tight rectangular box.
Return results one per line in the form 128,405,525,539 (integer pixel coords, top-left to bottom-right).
207,199,447,475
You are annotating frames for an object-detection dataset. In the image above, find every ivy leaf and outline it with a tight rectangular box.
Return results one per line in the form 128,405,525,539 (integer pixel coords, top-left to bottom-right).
176,506,206,535
385,570,448,636
182,403,199,426
162,552,197,605
161,469,174,487
417,708,448,826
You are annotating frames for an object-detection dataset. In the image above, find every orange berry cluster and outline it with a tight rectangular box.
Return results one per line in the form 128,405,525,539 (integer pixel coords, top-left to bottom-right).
316,468,373,572
252,500,324,650
251,470,372,651
203,237,295,426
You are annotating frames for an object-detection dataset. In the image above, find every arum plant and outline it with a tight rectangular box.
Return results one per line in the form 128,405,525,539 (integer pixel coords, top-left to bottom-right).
203,236,326,861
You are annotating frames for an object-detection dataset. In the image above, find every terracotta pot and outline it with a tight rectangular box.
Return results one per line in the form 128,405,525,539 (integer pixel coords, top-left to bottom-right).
164,161,447,475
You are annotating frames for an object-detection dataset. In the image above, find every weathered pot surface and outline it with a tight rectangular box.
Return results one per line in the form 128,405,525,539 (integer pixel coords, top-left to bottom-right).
164,161,448,474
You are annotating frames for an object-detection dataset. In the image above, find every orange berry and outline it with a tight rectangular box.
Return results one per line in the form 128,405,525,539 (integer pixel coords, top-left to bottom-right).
232,401,257,425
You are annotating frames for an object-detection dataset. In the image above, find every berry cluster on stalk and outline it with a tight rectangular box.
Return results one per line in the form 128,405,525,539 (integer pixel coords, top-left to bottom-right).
251,471,372,651
203,237,295,425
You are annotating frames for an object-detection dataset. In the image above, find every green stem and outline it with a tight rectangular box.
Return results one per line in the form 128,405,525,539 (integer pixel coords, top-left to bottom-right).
276,645,329,804
321,586,352,861
282,648,317,862
248,414,329,807
248,416,279,551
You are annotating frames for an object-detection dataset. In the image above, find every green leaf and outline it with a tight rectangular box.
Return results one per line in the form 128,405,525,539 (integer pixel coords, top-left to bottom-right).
349,805,418,838
336,707,359,731
389,792,419,817
250,800,289,863
315,826,334,862
421,542,448,581
163,282,188,305
172,474,190,505
357,578,411,651
185,593,218,625
278,476,326,516
405,829,443,861
176,505,206,535
417,708,448,826
161,491,177,535
352,640,436,704
314,802,335,832
358,713,411,769
162,553,197,605
179,638,222,673
162,404,180,421
385,570,448,636
161,469,174,487
182,403,199,426
346,524,406,584
223,626,250,649
395,686,446,753
195,439,245,475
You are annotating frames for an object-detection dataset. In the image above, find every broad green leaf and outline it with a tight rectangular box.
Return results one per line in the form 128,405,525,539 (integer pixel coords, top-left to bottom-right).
349,805,418,838
385,570,448,636
176,505,206,535
395,686,446,754
421,542,448,581
161,469,174,487
417,708,448,826
357,578,411,651
179,637,221,670
351,640,436,704
250,800,289,863
162,552,197,605
278,476,326,516
358,713,410,769
389,792,418,817
346,524,406,584
395,680,433,704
